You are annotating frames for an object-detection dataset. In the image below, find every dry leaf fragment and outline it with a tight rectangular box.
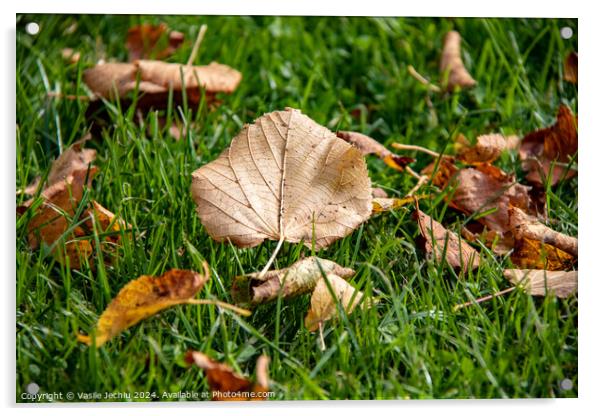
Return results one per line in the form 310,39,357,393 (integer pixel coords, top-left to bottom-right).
47,135,96,187
520,105,578,185
336,130,414,172
440,31,477,91
231,256,355,306
191,108,372,250
61,48,80,64
83,60,242,100
77,268,209,346
457,134,509,164
414,208,480,273
421,158,459,189
564,51,578,84
509,206,577,257
126,23,184,61
186,351,270,401
372,197,415,213
503,269,577,298
371,187,389,198
304,273,368,332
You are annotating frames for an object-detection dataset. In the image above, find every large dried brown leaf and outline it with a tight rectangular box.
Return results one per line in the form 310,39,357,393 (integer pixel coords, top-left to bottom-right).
126,23,184,61
78,268,209,346
186,351,270,401
520,105,578,185
191,108,372,249
510,237,575,271
231,256,355,306
83,60,241,100
509,206,577,257
503,269,577,298
304,273,369,332
414,208,480,273
336,130,414,172
440,31,476,91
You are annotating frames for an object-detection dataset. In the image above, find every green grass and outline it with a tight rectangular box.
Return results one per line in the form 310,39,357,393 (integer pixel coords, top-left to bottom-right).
16,15,577,401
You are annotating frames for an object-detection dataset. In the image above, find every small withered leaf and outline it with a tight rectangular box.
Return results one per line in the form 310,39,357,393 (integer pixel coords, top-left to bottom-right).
304,273,370,332
372,196,416,213
563,51,578,84
186,351,270,401
126,23,184,61
414,208,480,273
191,108,372,250
78,267,209,347
503,269,577,298
231,256,355,306
440,31,477,91
457,134,509,164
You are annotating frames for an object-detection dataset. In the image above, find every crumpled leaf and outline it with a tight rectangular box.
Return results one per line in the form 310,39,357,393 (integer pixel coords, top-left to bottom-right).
78,267,209,346
191,108,372,249
564,51,578,84
372,196,415,213
336,130,414,172
509,206,577,257
304,273,369,332
126,23,184,61
510,237,575,271
185,351,270,401
519,105,578,185
414,208,480,273
84,60,241,101
421,158,459,189
231,256,355,306
440,30,476,91
457,134,510,164
503,269,577,298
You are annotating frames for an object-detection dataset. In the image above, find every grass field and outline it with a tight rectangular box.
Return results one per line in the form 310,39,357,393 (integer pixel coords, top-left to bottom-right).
16,15,578,400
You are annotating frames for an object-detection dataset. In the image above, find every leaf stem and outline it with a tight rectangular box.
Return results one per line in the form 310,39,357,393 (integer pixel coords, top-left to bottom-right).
392,143,450,159
452,286,516,312
257,235,285,280
186,299,251,317
407,65,442,92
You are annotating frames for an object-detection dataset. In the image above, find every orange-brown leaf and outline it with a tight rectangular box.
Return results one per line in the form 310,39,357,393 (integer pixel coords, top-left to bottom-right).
510,237,575,271
186,351,270,401
78,268,208,347
336,130,414,172
563,51,578,84
457,134,509,164
126,23,184,61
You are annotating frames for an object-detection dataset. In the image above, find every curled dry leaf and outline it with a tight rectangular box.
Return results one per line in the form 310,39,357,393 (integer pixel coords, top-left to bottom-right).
231,256,355,306
372,196,415,213
414,208,480,273
510,237,575,271
78,267,209,346
509,206,577,257
421,158,459,189
336,130,414,172
564,51,578,84
503,269,577,298
304,273,369,332
186,351,270,401
191,108,372,250
126,23,184,61
520,105,578,185
440,30,477,91
457,134,509,164
84,60,241,101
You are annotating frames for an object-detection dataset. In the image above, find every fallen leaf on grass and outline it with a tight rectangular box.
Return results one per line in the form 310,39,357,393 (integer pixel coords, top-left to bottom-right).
421,158,459,189
564,51,578,84
191,108,372,250
78,267,209,347
520,105,578,185
372,196,415,213
503,269,577,298
84,60,241,102
510,237,575,271
509,206,577,257
231,256,355,306
414,208,480,273
126,23,184,61
440,31,476,91
61,48,81,64
304,274,370,332
336,130,414,172
186,351,270,401
457,134,510,164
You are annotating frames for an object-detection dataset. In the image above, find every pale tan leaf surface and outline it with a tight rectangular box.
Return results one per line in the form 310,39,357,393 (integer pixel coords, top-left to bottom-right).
503,269,577,298
78,268,208,347
415,208,480,273
440,31,477,91
304,273,368,332
231,256,355,306
191,108,372,249
371,187,389,198
509,206,578,257
186,351,270,401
